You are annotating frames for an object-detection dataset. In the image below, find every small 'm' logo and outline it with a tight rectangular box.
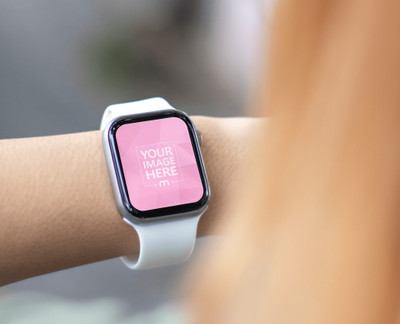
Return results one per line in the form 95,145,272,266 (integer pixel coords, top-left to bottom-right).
158,180,170,187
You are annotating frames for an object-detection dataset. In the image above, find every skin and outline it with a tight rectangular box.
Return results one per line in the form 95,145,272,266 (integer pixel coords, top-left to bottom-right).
0,116,261,286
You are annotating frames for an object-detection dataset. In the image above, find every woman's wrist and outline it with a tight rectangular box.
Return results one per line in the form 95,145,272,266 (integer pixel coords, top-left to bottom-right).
0,116,261,285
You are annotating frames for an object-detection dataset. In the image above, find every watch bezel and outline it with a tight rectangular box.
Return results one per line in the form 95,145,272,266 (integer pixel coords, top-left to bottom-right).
108,109,210,220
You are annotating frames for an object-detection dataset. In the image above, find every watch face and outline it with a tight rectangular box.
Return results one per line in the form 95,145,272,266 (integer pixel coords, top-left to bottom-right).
109,110,209,219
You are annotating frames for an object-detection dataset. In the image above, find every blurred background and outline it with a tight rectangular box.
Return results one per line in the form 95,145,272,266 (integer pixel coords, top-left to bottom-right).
0,0,267,320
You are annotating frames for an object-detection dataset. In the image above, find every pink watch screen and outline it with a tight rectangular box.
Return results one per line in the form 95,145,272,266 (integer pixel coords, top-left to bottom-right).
115,117,204,211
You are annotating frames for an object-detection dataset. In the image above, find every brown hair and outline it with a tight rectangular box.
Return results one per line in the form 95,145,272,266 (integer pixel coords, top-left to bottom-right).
190,0,400,323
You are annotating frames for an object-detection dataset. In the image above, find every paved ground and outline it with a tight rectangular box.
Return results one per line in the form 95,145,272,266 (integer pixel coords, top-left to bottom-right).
0,0,245,315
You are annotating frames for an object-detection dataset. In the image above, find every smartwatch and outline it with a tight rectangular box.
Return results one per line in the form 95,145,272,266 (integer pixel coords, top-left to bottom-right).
100,98,210,270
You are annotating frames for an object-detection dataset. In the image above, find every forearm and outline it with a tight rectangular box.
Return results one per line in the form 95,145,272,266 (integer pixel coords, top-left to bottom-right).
0,130,131,285
0,117,260,285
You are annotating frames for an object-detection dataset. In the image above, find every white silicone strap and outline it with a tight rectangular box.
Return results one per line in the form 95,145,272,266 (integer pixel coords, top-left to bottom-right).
122,216,200,269
101,98,203,270
100,97,174,130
